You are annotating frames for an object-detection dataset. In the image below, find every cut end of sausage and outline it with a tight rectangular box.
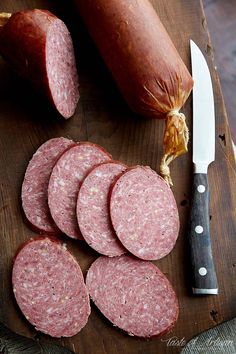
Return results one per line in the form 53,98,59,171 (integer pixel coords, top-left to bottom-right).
12,237,90,338
86,255,179,338
46,19,79,119
110,166,180,260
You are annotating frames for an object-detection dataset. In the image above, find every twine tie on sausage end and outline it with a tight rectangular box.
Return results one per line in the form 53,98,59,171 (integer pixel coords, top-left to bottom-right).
160,110,189,186
0,13,11,28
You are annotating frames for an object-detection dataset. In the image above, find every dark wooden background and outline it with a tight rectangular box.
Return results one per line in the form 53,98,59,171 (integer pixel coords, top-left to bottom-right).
0,1,235,353
204,0,236,144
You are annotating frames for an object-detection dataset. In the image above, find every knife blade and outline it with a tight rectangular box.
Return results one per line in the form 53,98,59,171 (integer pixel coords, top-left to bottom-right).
189,40,218,295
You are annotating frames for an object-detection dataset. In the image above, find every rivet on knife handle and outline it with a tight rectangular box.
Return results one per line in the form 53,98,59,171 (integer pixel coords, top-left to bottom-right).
189,172,218,294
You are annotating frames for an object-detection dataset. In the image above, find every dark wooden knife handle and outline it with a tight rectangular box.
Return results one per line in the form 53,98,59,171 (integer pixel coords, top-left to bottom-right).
189,173,218,294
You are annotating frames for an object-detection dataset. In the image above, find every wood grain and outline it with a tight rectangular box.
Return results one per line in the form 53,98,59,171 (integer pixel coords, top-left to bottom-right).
188,173,218,294
0,1,235,354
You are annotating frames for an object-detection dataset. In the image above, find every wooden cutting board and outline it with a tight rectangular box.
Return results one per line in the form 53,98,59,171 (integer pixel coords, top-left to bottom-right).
0,0,235,353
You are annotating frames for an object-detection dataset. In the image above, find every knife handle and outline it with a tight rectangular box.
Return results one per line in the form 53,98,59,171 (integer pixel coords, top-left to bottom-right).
189,173,218,295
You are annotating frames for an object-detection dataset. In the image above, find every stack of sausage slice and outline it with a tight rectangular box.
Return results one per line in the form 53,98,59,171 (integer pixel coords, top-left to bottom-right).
22,137,179,261
15,137,180,338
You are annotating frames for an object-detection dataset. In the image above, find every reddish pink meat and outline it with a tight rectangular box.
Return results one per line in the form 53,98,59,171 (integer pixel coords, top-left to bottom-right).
22,137,75,234
86,255,179,338
46,16,79,118
48,142,112,239
110,166,180,260
77,161,127,256
12,237,90,337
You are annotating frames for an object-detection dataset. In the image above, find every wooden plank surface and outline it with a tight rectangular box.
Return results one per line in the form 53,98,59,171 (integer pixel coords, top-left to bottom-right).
0,1,235,353
204,0,236,143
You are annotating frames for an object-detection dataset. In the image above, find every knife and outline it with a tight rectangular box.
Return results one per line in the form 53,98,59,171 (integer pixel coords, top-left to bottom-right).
189,40,218,295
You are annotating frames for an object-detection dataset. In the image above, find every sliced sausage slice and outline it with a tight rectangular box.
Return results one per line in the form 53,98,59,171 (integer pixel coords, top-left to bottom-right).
77,161,127,256
0,9,79,118
86,255,179,338
48,142,112,239
12,237,90,338
22,137,75,234
110,166,180,260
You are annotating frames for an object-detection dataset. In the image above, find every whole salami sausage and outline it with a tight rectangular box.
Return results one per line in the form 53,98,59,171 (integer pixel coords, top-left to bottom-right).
12,237,90,338
0,9,79,118
74,0,193,184
110,166,180,260
77,161,127,256
22,137,75,234
48,142,112,239
86,255,179,338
